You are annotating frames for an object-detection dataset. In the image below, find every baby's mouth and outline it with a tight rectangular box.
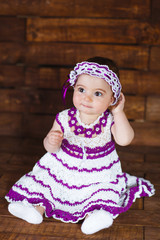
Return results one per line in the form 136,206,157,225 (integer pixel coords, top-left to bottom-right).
81,104,92,109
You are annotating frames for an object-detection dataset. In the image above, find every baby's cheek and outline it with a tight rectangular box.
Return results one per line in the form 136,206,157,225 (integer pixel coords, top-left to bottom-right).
73,92,80,108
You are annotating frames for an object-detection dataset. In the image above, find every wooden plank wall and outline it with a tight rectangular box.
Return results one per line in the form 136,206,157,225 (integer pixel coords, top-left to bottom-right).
0,0,160,146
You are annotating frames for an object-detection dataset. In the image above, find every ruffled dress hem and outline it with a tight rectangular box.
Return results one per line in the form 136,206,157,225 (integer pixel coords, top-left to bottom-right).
5,175,155,223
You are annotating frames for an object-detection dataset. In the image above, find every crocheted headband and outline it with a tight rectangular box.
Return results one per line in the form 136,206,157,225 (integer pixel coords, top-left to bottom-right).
62,61,122,105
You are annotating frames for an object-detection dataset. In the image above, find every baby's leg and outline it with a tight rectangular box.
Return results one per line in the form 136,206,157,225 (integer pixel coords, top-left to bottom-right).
8,202,44,224
35,205,45,215
81,209,113,235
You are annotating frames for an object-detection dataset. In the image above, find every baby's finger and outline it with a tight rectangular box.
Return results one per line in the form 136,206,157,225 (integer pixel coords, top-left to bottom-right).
50,130,63,138
49,134,63,144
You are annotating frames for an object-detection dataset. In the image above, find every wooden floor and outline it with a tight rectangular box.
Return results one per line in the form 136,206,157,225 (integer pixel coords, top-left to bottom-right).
0,136,159,240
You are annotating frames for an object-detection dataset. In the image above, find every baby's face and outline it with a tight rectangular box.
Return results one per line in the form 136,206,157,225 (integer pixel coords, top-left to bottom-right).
73,74,114,118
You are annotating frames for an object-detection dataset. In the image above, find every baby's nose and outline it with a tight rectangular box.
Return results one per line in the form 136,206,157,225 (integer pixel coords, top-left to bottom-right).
85,94,92,102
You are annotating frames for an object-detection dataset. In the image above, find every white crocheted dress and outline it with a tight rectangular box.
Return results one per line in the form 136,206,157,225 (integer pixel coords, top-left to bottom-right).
5,108,155,223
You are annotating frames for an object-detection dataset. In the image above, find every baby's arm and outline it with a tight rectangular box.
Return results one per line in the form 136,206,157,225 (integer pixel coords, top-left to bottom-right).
111,93,134,146
43,119,63,153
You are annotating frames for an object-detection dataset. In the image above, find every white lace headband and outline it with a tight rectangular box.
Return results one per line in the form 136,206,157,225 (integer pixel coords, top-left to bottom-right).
68,61,122,105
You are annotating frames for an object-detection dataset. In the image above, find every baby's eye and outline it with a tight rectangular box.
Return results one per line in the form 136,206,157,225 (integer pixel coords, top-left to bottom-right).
94,91,102,97
78,87,85,93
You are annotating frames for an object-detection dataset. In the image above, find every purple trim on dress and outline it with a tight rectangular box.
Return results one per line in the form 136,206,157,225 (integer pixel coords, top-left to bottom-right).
110,179,119,184
7,182,120,207
56,113,64,133
6,189,117,221
111,121,115,129
141,180,152,193
51,153,120,172
6,189,55,218
61,139,115,159
37,161,101,190
6,178,154,223
117,173,128,185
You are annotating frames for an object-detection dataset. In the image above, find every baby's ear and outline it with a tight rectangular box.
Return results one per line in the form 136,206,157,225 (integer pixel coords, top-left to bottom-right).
110,96,115,106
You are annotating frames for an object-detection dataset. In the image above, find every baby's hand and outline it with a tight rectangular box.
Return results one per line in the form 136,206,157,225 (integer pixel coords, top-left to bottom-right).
111,92,125,115
47,130,63,145
44,130,63,153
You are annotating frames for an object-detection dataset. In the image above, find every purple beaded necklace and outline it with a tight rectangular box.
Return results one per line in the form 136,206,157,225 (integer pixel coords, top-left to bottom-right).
68,107,109,138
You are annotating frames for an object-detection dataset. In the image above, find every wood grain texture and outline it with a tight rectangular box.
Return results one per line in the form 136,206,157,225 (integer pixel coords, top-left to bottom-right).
0,43,24,64
0,215,144,240
115,210,160,227
0,0,150,18
145,227,160,240
150,47,160,70
0,65,24,87
144,197,160,211
0,43,149,69
146,96,160,122
0,17,25,42
120,70,160,95
131,122,160,147
0,113,22,137
152,0,160,23
25,67,63,89
27,18,160,45
25,43,149,70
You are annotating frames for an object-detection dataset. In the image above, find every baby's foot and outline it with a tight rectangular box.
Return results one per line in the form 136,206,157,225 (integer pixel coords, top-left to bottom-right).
8,202,43,224
81,209,113,235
